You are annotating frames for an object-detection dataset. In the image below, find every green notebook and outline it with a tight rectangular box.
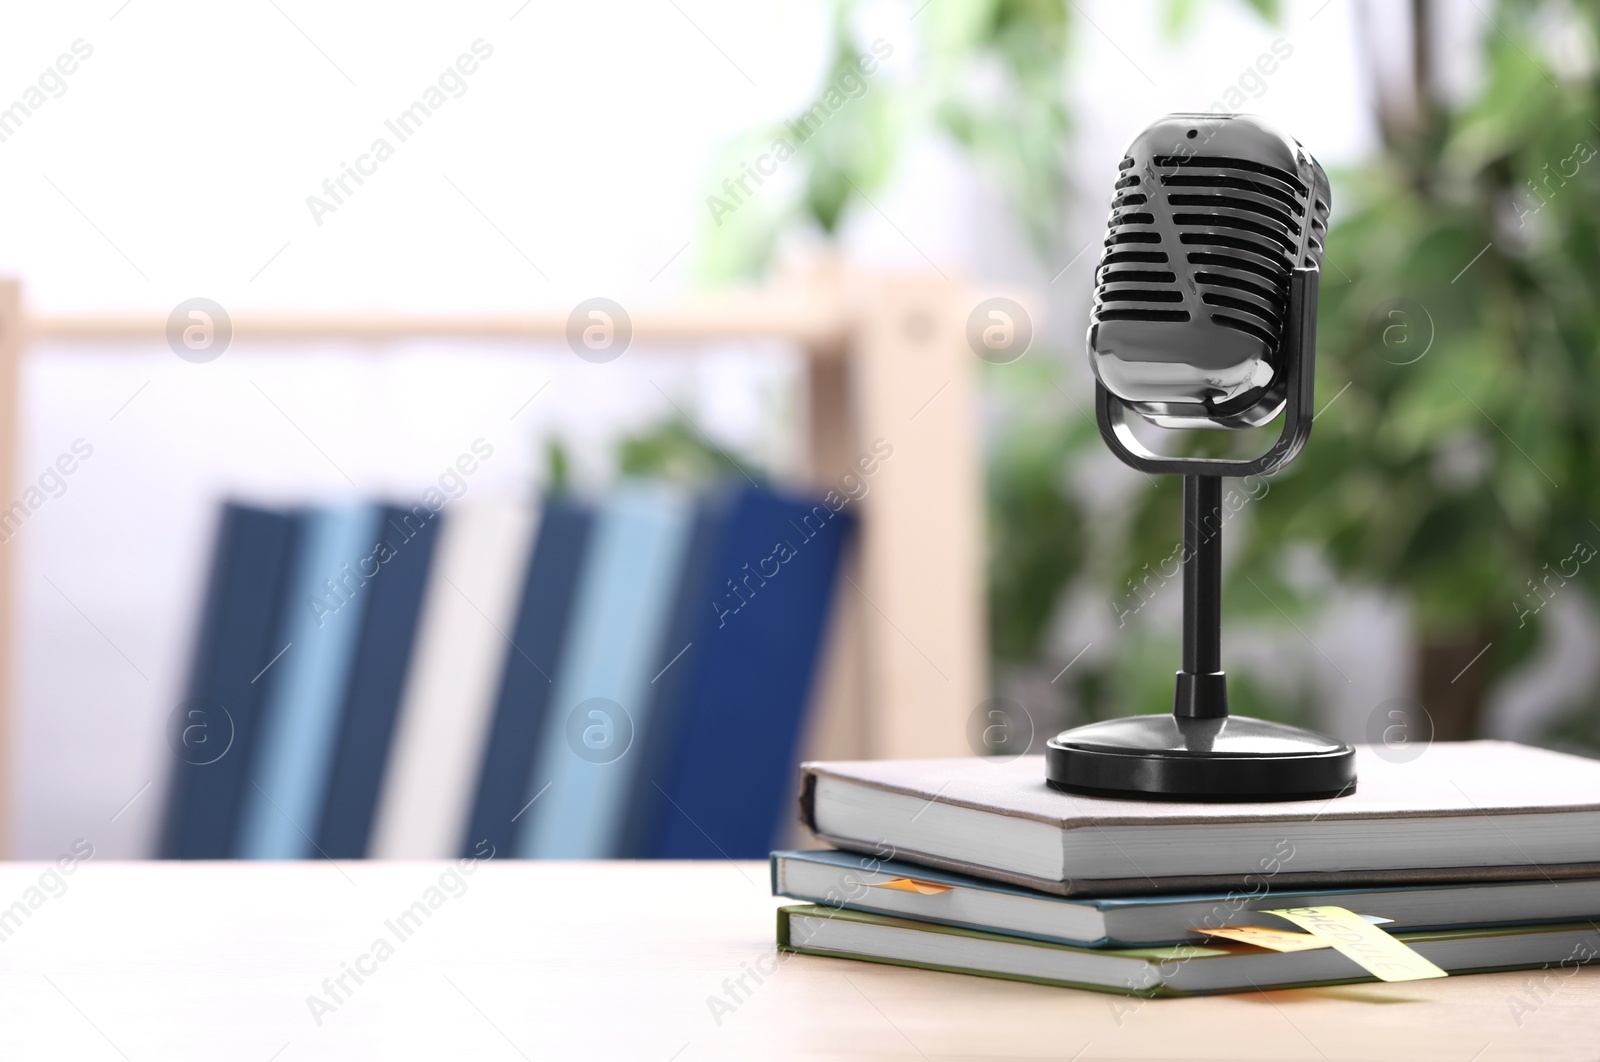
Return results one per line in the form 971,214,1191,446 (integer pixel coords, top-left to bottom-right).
776,904,1600,996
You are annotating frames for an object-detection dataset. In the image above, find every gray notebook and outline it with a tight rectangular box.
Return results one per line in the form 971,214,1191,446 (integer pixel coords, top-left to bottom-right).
798,741,1600,897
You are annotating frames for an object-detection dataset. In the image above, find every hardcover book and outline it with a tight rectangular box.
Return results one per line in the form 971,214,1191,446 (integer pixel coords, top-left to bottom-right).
639,485,854,859
238,505,380,859
800,743,1600,896
773,848,1600,947
315,504,442,858
461,497,593,858
777,904,1600,996
518,486,694,858
369,497,538,859
159,503,299,860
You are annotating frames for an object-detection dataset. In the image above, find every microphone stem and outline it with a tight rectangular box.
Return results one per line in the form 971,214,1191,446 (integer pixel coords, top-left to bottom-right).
1178,474,1227,718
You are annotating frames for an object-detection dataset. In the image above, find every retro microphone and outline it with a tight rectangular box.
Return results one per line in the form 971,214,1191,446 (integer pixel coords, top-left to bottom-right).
1045,113,1358,802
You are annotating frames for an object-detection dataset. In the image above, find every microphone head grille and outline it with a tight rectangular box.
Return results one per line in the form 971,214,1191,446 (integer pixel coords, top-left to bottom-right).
1089,114,1331,429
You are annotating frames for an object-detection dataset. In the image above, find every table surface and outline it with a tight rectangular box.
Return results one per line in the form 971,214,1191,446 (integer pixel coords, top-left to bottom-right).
0,859,1597,1061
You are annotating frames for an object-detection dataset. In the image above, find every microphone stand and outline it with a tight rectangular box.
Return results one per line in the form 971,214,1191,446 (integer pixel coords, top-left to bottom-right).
1045,267,1358,801
1178,474,1227,720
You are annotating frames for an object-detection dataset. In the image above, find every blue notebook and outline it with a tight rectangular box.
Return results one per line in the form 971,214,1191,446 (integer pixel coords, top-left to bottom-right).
460,497,593,858
639,486,853,859
517,486,694,858
237,505,381,859
159,502,299,859
315,504,442,858
770,849,1600,948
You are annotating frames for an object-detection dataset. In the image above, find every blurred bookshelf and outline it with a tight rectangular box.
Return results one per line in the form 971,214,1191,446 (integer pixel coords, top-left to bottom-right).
0,267,1016,857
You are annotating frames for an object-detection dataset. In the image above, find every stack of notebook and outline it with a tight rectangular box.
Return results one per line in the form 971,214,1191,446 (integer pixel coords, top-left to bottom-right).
773,744,1600,995
159,481,853,861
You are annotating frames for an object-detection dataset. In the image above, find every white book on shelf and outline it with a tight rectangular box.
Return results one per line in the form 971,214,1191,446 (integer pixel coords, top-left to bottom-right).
368,495,539,859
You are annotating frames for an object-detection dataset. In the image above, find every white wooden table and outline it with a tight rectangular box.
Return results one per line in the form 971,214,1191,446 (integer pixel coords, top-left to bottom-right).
0,860,1595,1060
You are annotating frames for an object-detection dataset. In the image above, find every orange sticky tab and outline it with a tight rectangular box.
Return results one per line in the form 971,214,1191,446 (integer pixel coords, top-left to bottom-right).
873,877,953,896
1199,925,1332,952
1265,905,1447,982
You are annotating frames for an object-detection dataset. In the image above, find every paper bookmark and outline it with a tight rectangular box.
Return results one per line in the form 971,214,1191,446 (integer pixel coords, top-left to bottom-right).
1265,905,1447,982
1200,925,1331,952
871,877,953,896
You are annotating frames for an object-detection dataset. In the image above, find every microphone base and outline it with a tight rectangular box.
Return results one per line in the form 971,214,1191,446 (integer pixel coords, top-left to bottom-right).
1045,714,1356,802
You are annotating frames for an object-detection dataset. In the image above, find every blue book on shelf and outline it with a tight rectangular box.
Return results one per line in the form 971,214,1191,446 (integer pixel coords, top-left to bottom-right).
315,504,442,858
640,486,853,859
237,504,382,859
460,497,594,858
518,485,694,859
159,502,299,859
615,495,722,857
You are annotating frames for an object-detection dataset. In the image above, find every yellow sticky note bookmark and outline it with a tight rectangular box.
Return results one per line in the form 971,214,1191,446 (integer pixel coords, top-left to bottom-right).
1200,926,1332,953
872,877,953,896
1265,905,1448,982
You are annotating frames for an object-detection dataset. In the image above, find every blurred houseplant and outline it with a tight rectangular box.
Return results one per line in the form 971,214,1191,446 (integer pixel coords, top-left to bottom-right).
668,0,1600,753
1113,0,1600,749
698,0,1078,279
692,0,1097,697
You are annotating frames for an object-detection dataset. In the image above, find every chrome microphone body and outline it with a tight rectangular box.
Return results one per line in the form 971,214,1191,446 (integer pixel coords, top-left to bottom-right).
1087,113,1330,430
